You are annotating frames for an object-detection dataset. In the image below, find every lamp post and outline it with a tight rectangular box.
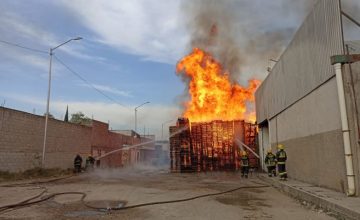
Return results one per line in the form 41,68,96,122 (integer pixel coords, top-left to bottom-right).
134,101,150,133
42,37,82,168
161,119,174,140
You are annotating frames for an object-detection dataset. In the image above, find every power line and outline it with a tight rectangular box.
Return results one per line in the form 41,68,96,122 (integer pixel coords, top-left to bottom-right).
0,39,48,54
53,55,128,108
0,39,129,109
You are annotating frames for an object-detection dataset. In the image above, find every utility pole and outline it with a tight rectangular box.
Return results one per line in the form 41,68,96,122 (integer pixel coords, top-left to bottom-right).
134,101,150,132
42,37,82,168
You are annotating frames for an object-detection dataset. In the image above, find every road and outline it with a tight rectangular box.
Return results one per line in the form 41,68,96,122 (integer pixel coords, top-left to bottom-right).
0,166,334,220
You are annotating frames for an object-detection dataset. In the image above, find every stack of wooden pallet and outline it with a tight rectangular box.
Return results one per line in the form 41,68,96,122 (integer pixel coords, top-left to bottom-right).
169,118,258,173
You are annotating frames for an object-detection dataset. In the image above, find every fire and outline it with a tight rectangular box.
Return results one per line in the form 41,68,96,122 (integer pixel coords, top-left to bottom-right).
176,48,260,123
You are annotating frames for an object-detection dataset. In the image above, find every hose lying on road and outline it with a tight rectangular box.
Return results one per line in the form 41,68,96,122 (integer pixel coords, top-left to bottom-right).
0,191,86,212
86,184,270,211
0,186,48,213
0,175,75,188
0,184,270,213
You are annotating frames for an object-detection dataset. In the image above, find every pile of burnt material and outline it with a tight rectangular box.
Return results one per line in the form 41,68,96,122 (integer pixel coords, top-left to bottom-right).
169,118,258,172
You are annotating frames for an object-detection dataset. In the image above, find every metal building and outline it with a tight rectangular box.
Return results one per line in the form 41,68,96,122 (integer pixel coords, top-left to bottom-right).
255,0,360,195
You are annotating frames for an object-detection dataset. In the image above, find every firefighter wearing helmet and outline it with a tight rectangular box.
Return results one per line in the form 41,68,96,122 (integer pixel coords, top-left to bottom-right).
240,151,249,178
265,148,277,177
276,144,287,180
73,154,82,173
85,154,96,171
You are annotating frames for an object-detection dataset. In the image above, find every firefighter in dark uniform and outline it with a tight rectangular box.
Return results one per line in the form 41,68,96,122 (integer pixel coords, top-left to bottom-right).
74,154,83,173
240,151,250,178
276,144,287,180
265,149,277,177
85,154,96,171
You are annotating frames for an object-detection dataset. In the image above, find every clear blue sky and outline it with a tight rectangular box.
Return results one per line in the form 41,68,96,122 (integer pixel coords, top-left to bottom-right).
0,0,358,139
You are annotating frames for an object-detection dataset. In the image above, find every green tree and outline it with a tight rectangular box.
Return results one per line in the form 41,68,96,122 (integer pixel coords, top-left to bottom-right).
64,105,69,122
70,112,92,126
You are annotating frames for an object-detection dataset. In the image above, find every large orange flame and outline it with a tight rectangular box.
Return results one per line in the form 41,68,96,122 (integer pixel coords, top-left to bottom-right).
176,48,260,123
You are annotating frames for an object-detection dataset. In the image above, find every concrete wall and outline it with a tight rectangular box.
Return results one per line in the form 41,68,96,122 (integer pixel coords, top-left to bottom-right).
265,77,347,192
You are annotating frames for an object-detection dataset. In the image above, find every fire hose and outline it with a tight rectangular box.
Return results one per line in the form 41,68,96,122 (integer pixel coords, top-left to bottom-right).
90,184,270,211
0,184,270,213
0,174,75,188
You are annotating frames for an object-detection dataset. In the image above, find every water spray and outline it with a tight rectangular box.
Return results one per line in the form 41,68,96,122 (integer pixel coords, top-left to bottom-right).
235,138,260,159
96,140,156,160
96,125,190,160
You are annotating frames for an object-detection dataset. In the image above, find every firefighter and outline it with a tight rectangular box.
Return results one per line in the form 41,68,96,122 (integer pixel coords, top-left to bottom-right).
85,154,96,171
74,154,83,173
265,149,276,177
240,151,250,178
276,144,287,180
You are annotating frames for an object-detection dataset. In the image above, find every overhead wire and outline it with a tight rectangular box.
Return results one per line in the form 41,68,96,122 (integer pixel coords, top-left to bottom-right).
53,55,129,109
0,38,129,109
0,39,48,54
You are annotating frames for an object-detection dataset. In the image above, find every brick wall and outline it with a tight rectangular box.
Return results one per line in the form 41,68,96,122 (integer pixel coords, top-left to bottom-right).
0,107,92,172
0,107,157,172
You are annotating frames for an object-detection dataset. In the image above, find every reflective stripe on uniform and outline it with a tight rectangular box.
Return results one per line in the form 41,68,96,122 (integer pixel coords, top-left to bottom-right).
277,161,286,164
278,151,286,158
279,172,287,175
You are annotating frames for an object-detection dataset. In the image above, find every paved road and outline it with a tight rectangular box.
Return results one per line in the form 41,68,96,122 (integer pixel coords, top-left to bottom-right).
0,167,334,219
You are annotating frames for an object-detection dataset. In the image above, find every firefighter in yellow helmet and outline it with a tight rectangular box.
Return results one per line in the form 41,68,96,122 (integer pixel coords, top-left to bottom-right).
240,151,249,178
265,148,276,177
276,144,287,180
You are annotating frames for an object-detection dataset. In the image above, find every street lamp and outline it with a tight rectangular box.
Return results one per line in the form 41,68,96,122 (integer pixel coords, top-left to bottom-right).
42,37,82,167
161,119,174,140
134,101,150,133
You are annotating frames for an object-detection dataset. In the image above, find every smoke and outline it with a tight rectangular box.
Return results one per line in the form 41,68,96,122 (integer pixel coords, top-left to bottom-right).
181,0,246,82
342,0,360,41
180,0,301,83
342,0,360,19
180,0,359,84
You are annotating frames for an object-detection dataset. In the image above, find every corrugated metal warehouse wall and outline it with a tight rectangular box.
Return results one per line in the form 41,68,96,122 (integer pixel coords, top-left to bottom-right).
256,0,344,123
255,0,360,194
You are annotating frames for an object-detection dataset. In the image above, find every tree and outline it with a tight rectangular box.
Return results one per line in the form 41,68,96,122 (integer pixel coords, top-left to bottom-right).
70,112,92,126
64,105,69,122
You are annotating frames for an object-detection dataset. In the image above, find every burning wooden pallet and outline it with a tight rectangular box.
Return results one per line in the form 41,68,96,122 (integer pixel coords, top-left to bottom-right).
169,118,258,172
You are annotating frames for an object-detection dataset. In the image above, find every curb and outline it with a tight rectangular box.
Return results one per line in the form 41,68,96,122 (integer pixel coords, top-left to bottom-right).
259,175,360,220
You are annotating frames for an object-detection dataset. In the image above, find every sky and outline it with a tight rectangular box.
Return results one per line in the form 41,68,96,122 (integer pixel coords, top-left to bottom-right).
0,0,359,139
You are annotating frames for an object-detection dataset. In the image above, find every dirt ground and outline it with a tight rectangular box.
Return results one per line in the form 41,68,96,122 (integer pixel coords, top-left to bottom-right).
0,166,335,220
